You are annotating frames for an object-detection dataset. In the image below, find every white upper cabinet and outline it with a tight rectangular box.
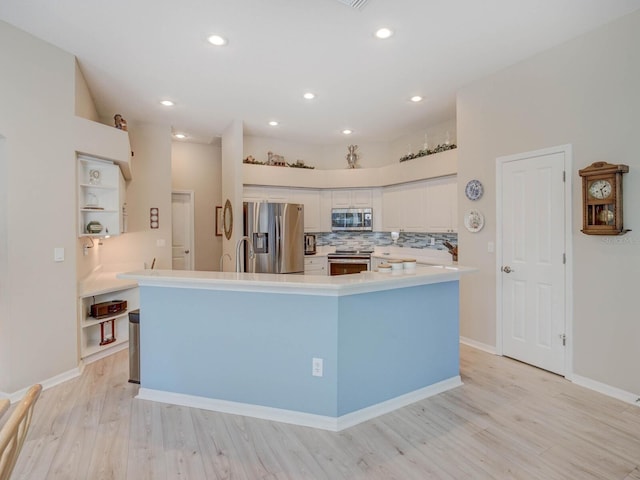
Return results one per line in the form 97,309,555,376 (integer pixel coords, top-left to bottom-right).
381,185,403,232
424,176,457,233
319,190,332,232
243,186,290,203
381,176,457,233
290,188,321,232
331,189,372,208
243,186,320,232
77,155,125,237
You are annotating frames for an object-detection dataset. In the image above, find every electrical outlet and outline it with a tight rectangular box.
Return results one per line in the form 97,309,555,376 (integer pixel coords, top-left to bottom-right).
312,357,323,377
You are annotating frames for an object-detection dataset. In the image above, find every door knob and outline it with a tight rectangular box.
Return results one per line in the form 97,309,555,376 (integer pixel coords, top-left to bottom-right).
501,265,513,273
184,250,190,254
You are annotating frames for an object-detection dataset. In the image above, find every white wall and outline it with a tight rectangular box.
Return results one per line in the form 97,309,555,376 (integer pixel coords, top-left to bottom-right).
0,20,78,393
457,10,640,395
221,120,244,271
100,123,173,270
390,118,457,162
74,61,99,122
171,141,223,271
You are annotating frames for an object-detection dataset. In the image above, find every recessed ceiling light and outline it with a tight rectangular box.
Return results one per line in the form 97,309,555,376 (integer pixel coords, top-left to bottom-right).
173,133,187,139
375,27,393,39
410,96,423,103
160,100,175,106
303,92,315,100
269,121,279,126
342,129,353,135
207,34,227,46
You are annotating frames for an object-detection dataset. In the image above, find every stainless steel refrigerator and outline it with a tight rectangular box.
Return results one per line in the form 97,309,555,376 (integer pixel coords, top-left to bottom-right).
242,202,304,274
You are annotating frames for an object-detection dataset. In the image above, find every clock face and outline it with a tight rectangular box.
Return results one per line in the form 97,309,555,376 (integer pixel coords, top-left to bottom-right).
588,179,612,200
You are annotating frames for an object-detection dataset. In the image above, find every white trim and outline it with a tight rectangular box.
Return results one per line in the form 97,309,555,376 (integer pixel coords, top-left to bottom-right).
137,376,462,432
82,341,128,365
572,374,640,407
495,144,573,377
171,190,196,271
4,366,82,403
460,336,497,355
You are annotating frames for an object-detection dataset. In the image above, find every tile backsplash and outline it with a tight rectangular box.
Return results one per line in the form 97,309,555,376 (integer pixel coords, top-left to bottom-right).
310,231,457,251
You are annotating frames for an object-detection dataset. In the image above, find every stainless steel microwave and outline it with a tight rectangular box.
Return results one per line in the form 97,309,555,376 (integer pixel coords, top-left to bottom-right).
331,208,373,231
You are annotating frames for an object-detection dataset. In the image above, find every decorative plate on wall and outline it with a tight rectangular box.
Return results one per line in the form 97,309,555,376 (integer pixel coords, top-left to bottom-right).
465,179,484,201
464,209,485,233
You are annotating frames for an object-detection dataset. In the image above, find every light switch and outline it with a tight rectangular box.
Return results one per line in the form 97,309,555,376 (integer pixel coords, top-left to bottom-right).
54,247,65,262
488,242,495,253
156,239,166,247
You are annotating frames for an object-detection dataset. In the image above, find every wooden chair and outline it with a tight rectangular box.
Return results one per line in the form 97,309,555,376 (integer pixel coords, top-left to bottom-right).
0,384,42,480
0,400,8,421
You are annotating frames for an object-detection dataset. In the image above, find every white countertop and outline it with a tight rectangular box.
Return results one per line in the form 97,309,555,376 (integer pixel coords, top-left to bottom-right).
79,263,142,297
118,264,474,297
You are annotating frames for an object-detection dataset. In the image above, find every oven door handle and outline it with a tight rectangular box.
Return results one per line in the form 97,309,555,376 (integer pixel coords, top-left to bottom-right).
328,258,370,264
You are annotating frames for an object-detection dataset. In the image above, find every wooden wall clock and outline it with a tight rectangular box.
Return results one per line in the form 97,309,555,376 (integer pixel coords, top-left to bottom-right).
578,161,629,235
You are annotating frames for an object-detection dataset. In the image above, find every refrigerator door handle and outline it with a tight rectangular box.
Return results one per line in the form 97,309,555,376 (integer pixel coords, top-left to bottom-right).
275,214,282,270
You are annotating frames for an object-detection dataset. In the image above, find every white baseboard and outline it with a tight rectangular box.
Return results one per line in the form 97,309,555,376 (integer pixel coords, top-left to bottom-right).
460,336,497,355
5,366,82,403
336,376,463,430
571,374,640,407
137,375,463,432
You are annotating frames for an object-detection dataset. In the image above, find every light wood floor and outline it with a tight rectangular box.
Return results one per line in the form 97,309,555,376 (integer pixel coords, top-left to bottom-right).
6,344,640,479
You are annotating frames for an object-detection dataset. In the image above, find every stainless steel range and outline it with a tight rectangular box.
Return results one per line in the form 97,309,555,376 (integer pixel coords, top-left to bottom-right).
327,248,373,276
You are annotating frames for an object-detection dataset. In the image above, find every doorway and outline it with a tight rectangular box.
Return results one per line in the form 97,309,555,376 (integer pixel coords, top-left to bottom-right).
496,145,573,376
171,191,195,270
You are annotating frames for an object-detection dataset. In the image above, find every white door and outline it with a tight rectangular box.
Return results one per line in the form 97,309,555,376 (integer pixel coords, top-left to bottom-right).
171,192,194,270
498,147,570,375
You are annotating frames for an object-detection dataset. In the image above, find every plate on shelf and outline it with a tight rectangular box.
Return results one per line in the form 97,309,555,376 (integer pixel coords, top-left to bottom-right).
464,209,485,233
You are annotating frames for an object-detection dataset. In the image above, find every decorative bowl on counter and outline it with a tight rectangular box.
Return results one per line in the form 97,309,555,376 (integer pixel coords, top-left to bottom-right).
86,221,103,234
377,263,392,272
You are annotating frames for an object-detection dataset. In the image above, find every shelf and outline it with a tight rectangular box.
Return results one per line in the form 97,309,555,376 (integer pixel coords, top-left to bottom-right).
81,311,129,329
78,284,139,361
77,155,125,238
80,183,117,190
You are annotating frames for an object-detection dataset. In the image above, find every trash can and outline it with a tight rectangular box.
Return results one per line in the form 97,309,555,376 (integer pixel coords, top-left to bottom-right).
128,309,140,384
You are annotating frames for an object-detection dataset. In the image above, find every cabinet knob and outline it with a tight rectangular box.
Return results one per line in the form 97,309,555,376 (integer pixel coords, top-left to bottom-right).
184,250,190,254
501,265,513,273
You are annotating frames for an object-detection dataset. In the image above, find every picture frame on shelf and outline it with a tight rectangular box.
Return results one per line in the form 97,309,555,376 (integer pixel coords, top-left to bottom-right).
216,206,223,236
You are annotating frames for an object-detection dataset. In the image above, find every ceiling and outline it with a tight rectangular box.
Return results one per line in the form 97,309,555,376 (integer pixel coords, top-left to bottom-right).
1,0,639,146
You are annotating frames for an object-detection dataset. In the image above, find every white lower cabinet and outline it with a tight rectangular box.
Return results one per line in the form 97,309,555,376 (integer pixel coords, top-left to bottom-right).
78,286,139,361
304,256,327,275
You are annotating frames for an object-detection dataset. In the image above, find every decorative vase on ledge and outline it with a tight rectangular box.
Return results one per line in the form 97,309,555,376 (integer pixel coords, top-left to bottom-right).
346,145,359,169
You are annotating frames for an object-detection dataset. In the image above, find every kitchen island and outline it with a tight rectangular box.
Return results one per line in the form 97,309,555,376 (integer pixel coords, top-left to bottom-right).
119,265,473,431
